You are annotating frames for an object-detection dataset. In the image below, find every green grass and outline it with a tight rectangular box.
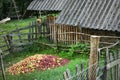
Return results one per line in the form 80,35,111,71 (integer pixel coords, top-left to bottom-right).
1,48,89,80
0,17,89,80
0,17,36,33
0,42,89,80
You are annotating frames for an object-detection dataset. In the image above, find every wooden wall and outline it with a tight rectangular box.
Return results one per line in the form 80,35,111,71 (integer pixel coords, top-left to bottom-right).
49,24,82,45
82,28,120,43
46,16,119,45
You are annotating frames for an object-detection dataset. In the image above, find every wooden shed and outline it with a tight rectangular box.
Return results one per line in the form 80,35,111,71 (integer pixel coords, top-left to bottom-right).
55,0,120,44
27,0,120,45
27,0,70,43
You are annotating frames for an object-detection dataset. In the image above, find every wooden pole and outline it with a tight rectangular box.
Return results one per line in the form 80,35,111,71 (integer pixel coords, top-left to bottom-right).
7,34,13,53
56,25,59,52
89,35,100,80
0,49,6,80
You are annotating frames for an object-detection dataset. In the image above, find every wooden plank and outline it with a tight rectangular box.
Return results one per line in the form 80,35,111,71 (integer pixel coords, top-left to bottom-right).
35,22,38,39
10,25,33,33
16,27,22,43
118,49,120,80
109,53,114,80
63,71,68,80
6,34,13,53
75,26,78,44
113,51,118,80
49,23,52,40
116,51,119,80
46,21,50,41
28,23,32,42
76,64,80,80
66,69,72,80
81,63,84,80
68,26,70,44
60,25,62,43
58,25,60,43
31,22,34,41
106,59,120,70
11,42,33,47
54,23,56,42
3,36,10,50
56,25,59,51
65,25,67,45
37,22,41,35
51,25,54,40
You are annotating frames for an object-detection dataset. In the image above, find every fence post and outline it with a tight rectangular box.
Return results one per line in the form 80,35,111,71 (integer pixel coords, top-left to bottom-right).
6,34,13,53
56,25,59,52
63,69,72,80
36,22,42,41
89,35,100,80
16,27,22,43
0,49,6,80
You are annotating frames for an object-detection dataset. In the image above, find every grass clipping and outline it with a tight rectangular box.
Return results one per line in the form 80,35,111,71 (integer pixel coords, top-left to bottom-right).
7,54,69,75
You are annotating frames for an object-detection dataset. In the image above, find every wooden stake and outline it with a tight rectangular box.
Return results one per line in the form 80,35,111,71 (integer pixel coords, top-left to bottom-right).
0,50,6,80
89,35,100,80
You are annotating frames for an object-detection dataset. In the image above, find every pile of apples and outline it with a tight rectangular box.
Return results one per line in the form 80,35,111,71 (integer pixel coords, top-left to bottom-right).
7,54,69,75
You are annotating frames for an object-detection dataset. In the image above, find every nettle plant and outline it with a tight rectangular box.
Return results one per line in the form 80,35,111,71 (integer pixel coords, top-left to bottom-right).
68,42,90,56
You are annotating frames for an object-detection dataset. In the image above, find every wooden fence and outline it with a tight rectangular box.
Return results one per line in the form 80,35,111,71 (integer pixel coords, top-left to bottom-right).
0,23,120,80
99,41,120,80
63,62,103,80
0,21,41,54
63,39,120,80
0,16,119,54
0,34,11,55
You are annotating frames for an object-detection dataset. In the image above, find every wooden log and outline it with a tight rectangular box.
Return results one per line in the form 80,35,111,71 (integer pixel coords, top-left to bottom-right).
0,17,10,24
89,35,100,80
0,50,6,80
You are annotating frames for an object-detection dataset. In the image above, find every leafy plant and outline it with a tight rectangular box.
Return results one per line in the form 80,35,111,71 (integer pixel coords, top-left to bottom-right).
58,43,90,59
68,42,90,55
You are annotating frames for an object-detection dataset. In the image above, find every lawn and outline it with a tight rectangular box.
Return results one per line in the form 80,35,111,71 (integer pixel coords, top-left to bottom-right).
0,18,89,80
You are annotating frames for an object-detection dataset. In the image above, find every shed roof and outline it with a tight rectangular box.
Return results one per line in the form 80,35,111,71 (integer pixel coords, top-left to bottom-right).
56,0,120,32
27,0,68,11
